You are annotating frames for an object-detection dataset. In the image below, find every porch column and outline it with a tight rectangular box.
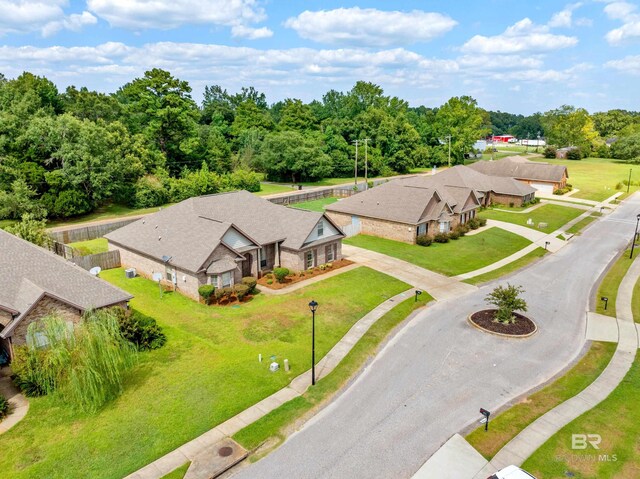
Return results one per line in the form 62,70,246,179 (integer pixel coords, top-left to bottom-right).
275,242,280,267
256,248,261,275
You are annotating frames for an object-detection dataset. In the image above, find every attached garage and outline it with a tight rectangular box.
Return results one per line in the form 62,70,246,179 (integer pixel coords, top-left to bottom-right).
530,182,554,194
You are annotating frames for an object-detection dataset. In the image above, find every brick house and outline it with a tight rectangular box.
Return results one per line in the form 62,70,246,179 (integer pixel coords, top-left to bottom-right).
0,229,132,360
105,191,345,300
468,156,568,194
326,165,535,244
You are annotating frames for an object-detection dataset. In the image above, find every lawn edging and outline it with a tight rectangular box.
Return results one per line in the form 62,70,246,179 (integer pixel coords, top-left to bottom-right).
231,293,432,462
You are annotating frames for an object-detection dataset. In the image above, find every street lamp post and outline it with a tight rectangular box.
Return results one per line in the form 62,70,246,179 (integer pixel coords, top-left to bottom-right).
309,300,318,385
630,214,640,259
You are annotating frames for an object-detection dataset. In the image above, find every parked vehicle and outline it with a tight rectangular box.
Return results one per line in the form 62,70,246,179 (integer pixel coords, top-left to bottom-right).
487,465,537,479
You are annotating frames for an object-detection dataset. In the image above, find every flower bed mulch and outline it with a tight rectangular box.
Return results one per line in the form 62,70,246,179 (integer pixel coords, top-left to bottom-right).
257,259,354,290
468,309,537,337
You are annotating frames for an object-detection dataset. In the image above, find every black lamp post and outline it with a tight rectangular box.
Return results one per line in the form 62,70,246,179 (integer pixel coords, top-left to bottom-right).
309,300,318,385
601,297,609,311
630,214,640,259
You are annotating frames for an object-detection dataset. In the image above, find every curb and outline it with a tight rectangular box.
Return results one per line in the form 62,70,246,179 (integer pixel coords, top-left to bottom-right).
467,312,538,339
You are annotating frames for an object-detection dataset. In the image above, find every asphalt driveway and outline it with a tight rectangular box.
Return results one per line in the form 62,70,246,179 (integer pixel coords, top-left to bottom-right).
232,194,640,479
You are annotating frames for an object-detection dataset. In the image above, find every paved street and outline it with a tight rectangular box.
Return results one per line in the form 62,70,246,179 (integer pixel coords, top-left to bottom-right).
232,194,640,479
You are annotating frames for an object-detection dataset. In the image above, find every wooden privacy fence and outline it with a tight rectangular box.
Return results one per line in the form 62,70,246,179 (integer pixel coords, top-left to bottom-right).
267,186,357,206
48,217,141,244
70,250,121,271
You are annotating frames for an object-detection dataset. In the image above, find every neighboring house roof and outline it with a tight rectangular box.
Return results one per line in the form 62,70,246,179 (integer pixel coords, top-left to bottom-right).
105,190,345,274
468,156,568,183
0,229,133,340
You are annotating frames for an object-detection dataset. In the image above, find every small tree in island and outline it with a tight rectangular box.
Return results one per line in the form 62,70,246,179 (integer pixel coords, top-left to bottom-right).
485,284,528,324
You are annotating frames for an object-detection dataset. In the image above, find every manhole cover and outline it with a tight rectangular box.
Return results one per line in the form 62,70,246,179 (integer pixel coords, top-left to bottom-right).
218,446,233,457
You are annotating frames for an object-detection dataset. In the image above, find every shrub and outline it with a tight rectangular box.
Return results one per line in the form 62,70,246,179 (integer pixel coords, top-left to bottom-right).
266,279,273,285
485,284,528,324
299,271,305,277
543,146,557,159
554,187,570,195
467,218,480,230
234,283,250,301
273,267,290,283
433,232,449,243
241,276,257,294
0,394,8,419
226,169,261,192
214,288,226,301
319,264,326,271
448,230,460,240
478,217,487,227
326,262,333,268
51,189,92,217
616,182,624,190
114,308,166,351
416,234,433,246
11,346,49,397
565,148,582,160
198,284,215,304
133,174,169,208
509,202,515,208
222,286,234,299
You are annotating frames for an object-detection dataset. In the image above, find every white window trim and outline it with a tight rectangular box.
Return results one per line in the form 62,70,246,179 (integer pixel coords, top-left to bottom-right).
317,221,324,237
306,250,315,269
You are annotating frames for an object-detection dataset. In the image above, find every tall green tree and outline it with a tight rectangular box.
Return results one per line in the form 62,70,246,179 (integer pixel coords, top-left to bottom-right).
541,105,601,153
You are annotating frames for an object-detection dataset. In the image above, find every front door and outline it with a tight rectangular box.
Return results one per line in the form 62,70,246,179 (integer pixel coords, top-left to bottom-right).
242,253,253,277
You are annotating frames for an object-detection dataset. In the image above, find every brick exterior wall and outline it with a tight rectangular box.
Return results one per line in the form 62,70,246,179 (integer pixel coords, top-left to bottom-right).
280,240,342,272
488,192,530,207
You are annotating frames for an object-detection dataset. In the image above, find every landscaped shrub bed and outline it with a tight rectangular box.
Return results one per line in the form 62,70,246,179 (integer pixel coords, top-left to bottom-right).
0,393,8,419
257,259,353,290
469,310,536,336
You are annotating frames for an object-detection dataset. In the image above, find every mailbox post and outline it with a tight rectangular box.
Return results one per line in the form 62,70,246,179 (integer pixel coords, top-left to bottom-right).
601,296,609,311
415,290,422,302
480,408,491,432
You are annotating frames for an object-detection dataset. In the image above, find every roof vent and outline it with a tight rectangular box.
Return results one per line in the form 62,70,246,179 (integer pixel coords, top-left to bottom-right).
158,236,162,240
155,225,158,229
142,219,145,224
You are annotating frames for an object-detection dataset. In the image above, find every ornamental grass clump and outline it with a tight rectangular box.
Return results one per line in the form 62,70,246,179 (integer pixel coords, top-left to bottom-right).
12,311,137,413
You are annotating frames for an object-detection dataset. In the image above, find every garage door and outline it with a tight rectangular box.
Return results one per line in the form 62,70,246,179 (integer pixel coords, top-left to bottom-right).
530,182,554,194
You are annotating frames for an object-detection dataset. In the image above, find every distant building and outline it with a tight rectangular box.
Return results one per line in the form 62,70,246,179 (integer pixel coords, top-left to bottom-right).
492,135,516,143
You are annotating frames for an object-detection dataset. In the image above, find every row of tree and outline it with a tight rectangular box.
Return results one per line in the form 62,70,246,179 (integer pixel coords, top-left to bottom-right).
1,68,639,221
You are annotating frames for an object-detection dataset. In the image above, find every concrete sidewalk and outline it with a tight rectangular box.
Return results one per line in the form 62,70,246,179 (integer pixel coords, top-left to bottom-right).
341,245,477,301
125,288,418,479
0,368,29,435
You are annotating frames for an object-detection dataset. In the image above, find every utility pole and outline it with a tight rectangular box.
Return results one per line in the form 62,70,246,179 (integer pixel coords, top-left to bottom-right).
353,140,359,187
536,132,541,153
445,135,452,167
628,168,632,194
362,138,370,189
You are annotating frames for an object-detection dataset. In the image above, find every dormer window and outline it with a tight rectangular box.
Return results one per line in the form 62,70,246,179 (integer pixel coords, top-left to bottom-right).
317,221,324,237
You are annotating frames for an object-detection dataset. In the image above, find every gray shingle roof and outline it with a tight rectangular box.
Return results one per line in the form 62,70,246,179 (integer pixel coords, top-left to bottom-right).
0,229,132,339
468,157,568,183
106,191,344,273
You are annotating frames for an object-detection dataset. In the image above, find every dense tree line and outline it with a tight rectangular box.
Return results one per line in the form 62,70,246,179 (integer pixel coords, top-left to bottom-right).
1,68,639,221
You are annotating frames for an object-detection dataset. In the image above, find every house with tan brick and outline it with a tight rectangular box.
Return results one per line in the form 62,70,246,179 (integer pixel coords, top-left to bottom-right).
0,229,132,361
326,165,535,244
468,156,568,194
105,190,345,300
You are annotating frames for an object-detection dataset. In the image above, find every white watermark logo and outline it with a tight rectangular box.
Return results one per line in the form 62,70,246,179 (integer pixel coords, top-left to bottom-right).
571,433,601,450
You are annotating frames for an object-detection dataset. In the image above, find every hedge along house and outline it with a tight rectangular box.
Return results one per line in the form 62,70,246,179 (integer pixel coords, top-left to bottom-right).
468,156,568,194
0,229,132,361
105,190,345,300
325,165,536,244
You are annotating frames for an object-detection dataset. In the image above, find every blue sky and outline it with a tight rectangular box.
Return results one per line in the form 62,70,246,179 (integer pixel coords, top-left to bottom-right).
1,0,639,114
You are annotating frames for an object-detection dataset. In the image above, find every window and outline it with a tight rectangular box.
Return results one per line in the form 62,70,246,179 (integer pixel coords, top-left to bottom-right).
259,247,267,268
439,221,450,233
165,266,176,283
417,223,427,235
221,271,232,288
325,244,335,262
306,250,315,269
317,221,324,237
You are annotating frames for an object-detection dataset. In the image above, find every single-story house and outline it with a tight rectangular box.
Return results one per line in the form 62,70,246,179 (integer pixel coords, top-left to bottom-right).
325,165,535,244
0,229,132,360
105,190,345,300
469,156,568,194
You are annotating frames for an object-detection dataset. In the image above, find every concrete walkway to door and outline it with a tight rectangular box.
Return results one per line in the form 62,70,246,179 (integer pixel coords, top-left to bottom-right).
341,244,477,301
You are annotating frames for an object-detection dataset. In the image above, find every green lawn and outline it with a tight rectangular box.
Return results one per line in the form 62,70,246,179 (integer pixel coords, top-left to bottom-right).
344,228,531,276
596,249,634,318
566,215,598,236
160,462,190,479
0,218,16,229
254,183,295,196
464,247,547,285
522,350,639,478
479,204,584,232
47,203,171,229
234,292,432,453
290,197,339,212
67,238,109,256
0,267,409,479
531,156,640,202
467,341,616,460
633,278,640,324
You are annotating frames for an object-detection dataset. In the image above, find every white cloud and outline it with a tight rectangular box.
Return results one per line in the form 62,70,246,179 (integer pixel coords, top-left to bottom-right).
461,18,578,54
87,0,266,30
603,1,640,44
548,2,584,28
231,25,273,40
606,55,640,74
284,7,457,47
0,0,95,37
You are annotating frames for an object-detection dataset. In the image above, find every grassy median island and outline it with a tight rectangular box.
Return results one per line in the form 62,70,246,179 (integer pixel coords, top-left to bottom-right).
0,267,410,479
67,237,109,255
466,341,616,461
233,292,432,455
345,228,531,276
479,204,584,232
